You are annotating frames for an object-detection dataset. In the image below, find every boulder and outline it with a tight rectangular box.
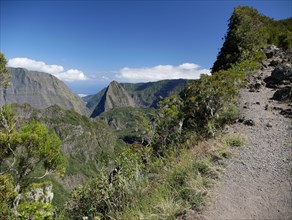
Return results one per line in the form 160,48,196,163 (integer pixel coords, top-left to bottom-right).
273,86,292,101
271,65,292,83
243,119,255,126
269,58,282,67
263,45,279,58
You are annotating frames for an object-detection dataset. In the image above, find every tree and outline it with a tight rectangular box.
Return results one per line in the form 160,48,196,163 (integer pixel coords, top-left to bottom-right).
152,96,184,155
0,52,10,89
0,105,67,188
0,104,67,217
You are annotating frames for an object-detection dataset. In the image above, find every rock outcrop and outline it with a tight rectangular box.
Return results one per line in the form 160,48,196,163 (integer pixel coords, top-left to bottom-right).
273,86,292,101
260,46,292,102
90,81,135,117
0,68,89,115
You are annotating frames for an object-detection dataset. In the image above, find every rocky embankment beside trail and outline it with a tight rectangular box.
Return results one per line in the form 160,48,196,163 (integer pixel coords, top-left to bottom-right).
202,46,292,220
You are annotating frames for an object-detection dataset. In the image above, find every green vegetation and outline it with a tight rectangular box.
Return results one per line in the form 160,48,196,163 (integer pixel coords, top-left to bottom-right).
11,103,119,209
1,6,289,218
64,60,249,218
98,106,155,142
0,52,10,88
0,104,67,219
182,70,245,137
122,79,191,107
224,134,245,148
65,137,230,219
17,202,54,220
212,6,292,73
84,79,191,111
0,174,16,218
64,6,284,219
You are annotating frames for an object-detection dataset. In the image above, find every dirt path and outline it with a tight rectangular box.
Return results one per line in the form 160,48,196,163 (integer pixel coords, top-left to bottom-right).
203,65,292,219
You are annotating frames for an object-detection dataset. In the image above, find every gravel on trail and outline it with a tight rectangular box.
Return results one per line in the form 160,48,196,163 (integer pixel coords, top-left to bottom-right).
202,61,292,219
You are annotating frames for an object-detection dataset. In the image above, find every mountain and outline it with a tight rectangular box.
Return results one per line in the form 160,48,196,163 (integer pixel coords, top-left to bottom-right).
90,80,136,117
0,68,89,115
85,79,191,115
13,103,120,208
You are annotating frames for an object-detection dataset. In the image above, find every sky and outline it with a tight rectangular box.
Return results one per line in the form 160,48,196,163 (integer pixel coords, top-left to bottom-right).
1,0,291,95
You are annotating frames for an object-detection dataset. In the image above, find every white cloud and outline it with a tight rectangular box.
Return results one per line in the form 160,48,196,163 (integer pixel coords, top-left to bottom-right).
55,69,88,82
7,57,89,82
116,63,210,83
78,94,88,97
101,75,109,80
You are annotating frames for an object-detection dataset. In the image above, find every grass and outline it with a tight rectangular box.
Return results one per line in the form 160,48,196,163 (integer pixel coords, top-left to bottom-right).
109,134,235,219
224,134,245,148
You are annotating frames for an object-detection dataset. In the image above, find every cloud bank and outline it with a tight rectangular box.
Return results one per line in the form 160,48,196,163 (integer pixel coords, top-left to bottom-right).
116,63,210,83
7,57,89,82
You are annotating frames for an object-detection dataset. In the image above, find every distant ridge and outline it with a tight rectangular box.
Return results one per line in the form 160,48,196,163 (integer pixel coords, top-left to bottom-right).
85,79,191,116
0,67,89,115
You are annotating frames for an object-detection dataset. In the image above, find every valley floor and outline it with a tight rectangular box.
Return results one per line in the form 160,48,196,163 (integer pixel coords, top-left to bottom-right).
202,68,292,219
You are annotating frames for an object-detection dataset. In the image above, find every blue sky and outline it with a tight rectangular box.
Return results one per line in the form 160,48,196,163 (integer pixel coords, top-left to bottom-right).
1,0,291,95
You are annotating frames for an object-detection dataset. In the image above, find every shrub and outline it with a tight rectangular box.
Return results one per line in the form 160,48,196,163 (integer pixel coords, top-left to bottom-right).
0,174,16,219
217,103,239,126
225,135,244,148
168,169,189,188
182,70,244,136
17,202,54,220
193,160,211,177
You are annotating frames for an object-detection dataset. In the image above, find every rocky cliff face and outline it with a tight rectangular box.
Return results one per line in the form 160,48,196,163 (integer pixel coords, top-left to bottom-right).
0,68,89,116
90,80,136,117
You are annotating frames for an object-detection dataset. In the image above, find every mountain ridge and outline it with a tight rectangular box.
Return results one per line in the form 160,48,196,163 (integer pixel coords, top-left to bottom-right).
0,67,89,116
85,78,192,116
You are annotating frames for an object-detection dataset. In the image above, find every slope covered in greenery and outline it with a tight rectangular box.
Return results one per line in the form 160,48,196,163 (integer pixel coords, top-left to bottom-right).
212,6,292,72
65,6,291,219
12,103,120,209
99,106,155,143
1,5,291,219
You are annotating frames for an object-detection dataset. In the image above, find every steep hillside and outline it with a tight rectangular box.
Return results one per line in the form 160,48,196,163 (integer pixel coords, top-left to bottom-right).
83,87,107,109
0,68,89,115
212,6,292,73
13,103,119,208
99,106,155,142
84,79,191,112
90,80,136,117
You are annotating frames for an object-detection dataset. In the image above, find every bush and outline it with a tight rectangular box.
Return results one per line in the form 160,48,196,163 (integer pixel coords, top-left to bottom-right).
66,146,146,219
17,202,54,220
225,135,244,148
217,103,239,126
168,169,189,188
182,70,244,136
193,160,211,177
0,174,16,219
